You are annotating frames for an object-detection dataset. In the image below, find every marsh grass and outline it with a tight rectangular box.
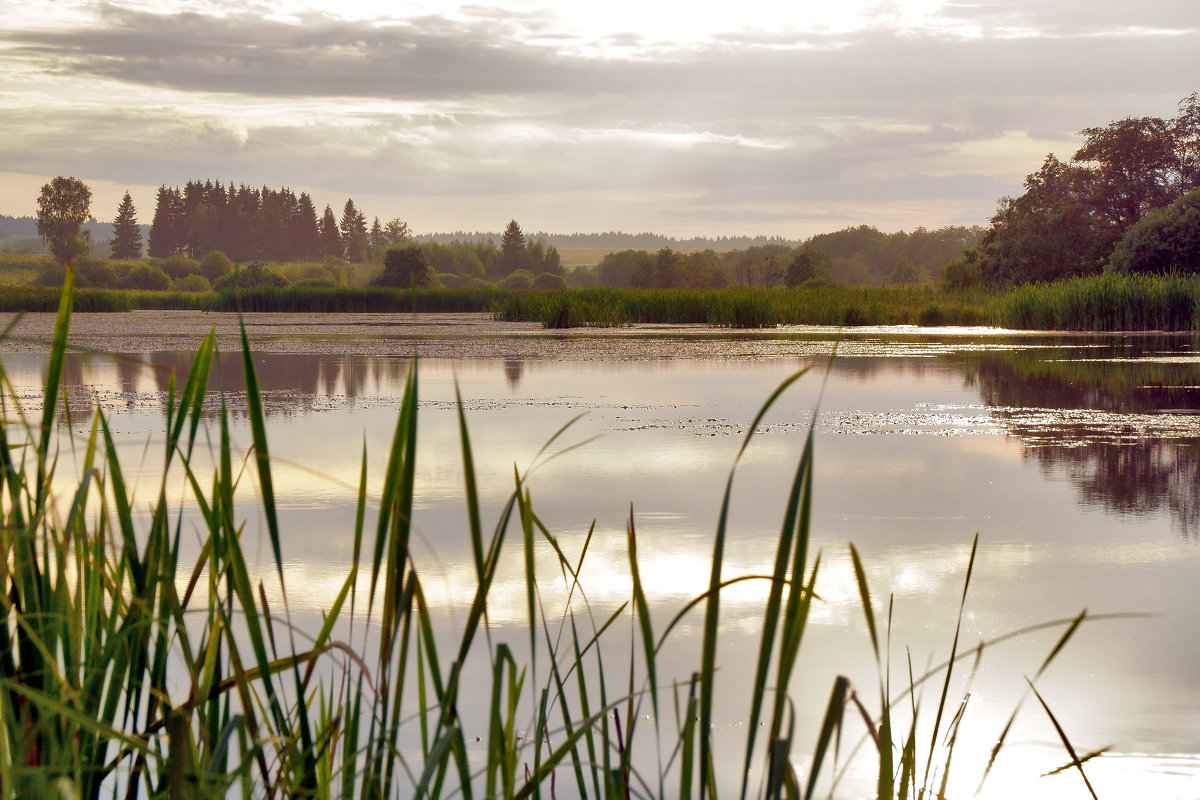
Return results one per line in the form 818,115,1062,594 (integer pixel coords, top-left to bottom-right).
992,272,1200,330
5,272,1200,332
0,268,1116,798
490,287,985,328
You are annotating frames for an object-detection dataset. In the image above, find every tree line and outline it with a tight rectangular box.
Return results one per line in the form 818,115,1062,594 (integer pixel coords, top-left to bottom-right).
975,92,1200,283
142,181,412,264
578,225,983,289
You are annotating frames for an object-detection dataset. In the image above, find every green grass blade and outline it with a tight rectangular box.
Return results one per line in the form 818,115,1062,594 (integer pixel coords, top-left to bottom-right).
804,675,849,800
1028,679,1099,800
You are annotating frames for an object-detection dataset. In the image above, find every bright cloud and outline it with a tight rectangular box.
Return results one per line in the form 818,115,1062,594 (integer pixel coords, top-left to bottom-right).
0,0,1195,236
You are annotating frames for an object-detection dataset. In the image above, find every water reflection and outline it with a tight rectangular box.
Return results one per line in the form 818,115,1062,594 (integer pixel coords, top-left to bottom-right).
7,337,1200,538
5,329,1200,798
951,342,1200,535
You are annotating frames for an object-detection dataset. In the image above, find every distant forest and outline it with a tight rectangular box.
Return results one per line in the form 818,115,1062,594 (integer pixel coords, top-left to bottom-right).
1,199,983,290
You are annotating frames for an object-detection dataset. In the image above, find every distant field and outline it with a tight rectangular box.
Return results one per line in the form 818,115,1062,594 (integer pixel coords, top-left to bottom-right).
555,247,621,269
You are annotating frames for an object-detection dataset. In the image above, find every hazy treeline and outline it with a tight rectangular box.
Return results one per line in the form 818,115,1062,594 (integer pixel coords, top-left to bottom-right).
0,215,125,251
415,230,803,250
573,225,983,289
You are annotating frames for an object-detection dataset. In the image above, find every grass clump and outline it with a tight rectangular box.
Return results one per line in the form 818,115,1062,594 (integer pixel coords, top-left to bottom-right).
0,270,1113,798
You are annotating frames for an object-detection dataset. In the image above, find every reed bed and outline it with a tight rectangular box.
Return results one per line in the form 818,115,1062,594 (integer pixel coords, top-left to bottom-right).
0,272,1108,798
992,272,1200,331
490,286,992,328
5,273,1200,332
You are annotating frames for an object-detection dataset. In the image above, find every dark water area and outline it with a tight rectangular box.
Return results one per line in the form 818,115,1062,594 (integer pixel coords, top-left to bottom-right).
3,319,1200,798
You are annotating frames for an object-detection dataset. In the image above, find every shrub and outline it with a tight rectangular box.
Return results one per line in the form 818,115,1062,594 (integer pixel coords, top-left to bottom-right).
36,258,120,288
373,245,433,288
532,272,567,290
171,274,212,292
213,262,289,290
199,251,234,282
1107,188,1200,275
500,269,535,290
122,263,171,291
160,254,202,280
939,257,982,291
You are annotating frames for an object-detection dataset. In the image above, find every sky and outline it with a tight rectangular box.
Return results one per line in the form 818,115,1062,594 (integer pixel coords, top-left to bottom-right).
1,0,1196,238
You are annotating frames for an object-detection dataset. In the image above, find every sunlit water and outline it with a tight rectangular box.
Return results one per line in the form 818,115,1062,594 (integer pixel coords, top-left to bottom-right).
3,315,1200,799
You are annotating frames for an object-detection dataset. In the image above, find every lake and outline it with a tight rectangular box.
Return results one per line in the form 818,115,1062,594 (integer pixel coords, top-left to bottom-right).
3,311,1200,799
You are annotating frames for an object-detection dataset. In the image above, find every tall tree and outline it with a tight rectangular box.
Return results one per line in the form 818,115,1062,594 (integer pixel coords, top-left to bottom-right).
978,94,1200,284
147,185,173,258
110,191,142,260
339,199,368,262
369,216,385,252
36,176,92,264
318,205,342,258
291,192,322,261
499,219,526,275
383,218,410,246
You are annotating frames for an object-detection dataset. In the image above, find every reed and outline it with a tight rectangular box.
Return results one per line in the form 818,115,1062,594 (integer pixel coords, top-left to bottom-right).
992,272,1200,331
0,270,1110,798
6,273,1200,332
491,286,991,328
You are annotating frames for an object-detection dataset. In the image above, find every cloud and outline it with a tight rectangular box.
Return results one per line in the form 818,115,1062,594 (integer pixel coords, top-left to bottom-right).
0,1,1197,235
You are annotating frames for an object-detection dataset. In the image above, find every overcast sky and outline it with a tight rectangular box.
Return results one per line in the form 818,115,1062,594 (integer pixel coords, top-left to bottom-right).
1,0,1196,238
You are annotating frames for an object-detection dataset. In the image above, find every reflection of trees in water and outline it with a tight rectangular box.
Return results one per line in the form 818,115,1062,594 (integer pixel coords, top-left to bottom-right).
1027,441,1200,537
38,351,414,422
504,358,523,389
960,343,1200,536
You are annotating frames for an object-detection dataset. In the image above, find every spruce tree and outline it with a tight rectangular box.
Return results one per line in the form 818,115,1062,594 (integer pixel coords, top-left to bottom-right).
500,219,526,275
110,191,143,260
339,199,368,262
148,185,185,258
369,216,385,253
318,205,342,258
291,192,322,261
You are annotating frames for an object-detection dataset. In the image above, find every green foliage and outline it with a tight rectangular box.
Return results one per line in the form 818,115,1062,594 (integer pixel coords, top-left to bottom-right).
121,263,171,290
532,271,566,290
938,257,983,291
110,191,142,260
888,257,929,285
374,245,433,288
213,262,289,290
171,273,212,292
0,253,55,285
34,257,118,289
499,268,534,290
500,219,526,275
317,204,341,258
978,94,1200,284
35,176,92,264
157,253,201,279
785,247,832,287
994,272,1200,330
1107,188,1200,274
199,250,234,281
292,263,339,287
339,198,368,263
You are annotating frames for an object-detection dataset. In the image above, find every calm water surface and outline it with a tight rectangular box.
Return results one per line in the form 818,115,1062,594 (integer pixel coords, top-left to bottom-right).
4,318,1200,799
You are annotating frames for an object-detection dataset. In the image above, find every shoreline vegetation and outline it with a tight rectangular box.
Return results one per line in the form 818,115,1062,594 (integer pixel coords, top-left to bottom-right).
0,273,1107,798
3,272,1200,331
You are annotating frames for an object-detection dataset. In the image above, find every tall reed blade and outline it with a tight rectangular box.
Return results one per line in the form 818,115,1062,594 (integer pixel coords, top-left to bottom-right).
699,368,807,800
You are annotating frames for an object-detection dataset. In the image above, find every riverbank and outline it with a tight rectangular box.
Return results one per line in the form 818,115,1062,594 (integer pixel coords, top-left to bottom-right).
3,272,1200,331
